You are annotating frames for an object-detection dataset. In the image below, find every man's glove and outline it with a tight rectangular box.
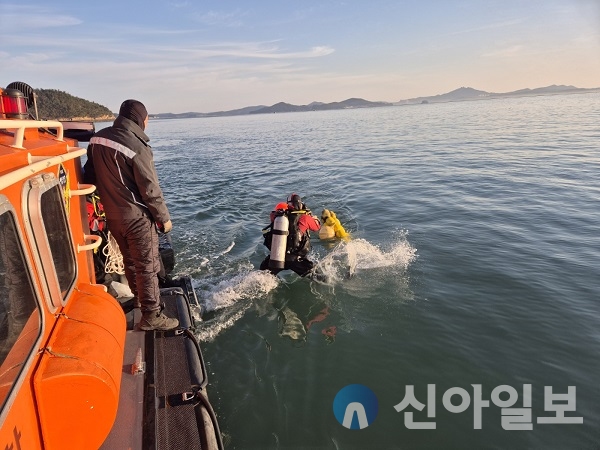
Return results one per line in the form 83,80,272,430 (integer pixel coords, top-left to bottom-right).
157,220,173,233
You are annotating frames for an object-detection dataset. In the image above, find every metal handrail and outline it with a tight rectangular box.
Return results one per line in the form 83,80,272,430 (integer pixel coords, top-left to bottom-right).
70,184,96,197
0,119,64,149
0,148,87,191
78,234,103,253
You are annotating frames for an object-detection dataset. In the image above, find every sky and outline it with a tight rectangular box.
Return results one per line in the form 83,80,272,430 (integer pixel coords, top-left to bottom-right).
1,0,599,114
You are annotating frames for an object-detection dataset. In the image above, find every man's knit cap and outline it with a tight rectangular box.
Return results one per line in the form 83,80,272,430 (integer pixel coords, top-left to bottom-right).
119,99,148,129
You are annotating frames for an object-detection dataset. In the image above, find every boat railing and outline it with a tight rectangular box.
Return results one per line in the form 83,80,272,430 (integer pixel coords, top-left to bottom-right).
0,147,88,191
0,119,64,149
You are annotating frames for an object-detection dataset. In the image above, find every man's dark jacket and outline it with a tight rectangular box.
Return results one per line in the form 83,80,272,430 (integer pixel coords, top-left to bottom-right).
83,116,170,225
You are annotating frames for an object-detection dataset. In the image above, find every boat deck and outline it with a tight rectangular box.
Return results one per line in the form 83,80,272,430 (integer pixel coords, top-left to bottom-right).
101,286,222,450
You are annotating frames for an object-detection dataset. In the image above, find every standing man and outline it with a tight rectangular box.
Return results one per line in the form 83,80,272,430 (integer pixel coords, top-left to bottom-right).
83,99,178,331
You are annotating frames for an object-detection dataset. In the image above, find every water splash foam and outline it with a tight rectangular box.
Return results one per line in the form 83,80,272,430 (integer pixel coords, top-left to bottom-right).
192,231,416,341
193,270,279,342
198,269,279,312
315,231,416,282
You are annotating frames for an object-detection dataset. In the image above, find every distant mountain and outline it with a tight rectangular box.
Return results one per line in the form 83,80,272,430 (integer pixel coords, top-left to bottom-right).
248,97,391,114
250,102,306,114
155,98,391,119
21,83,598,122
208,105,268,117
402,87,490,104
153,105,266,119
151,84,599,119
396,84,600,105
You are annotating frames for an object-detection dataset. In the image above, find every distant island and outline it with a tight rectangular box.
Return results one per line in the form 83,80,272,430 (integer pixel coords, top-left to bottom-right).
34,88,114,121
394,84,600,105
153,98,390,119
25,84,600,121
154,84,599,119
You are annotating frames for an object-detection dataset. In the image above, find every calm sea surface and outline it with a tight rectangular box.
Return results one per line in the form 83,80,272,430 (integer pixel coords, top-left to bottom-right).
117,93,599,449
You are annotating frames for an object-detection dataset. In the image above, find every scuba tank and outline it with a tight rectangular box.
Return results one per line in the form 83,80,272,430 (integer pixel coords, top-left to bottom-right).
269,212,289,269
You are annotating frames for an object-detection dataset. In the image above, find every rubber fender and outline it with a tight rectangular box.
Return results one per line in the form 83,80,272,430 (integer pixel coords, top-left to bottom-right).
34,286,126,450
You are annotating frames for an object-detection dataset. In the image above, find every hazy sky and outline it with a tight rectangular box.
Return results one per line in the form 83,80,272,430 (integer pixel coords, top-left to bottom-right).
2,1,599,113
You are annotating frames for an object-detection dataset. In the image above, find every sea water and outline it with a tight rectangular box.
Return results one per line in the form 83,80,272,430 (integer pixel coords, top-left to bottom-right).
137,92,597,449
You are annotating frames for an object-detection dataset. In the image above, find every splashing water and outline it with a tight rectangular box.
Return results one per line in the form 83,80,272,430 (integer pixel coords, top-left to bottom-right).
196,306,247,342
193,270,279,341
191,231,416,341
215,241,235,258
198,270,279,312
315,232,417,282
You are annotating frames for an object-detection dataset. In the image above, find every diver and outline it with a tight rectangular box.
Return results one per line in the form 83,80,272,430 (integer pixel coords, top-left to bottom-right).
260,194,321,278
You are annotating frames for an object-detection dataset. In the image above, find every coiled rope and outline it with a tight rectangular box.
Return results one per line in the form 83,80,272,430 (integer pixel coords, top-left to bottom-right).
102,231,125,274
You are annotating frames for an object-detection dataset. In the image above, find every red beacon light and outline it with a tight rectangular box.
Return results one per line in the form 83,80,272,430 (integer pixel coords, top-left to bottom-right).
1,87,29,119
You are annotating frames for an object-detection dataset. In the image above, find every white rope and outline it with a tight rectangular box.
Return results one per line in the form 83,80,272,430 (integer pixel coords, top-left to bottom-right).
103,231,125,274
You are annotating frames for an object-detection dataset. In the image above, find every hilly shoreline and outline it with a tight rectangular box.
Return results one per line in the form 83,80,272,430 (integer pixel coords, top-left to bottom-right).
394,84,600,105
153,84,599,119
27,84,599,121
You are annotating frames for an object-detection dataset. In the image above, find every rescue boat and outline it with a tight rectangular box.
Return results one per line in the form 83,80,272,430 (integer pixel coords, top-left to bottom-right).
0,82,223,449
